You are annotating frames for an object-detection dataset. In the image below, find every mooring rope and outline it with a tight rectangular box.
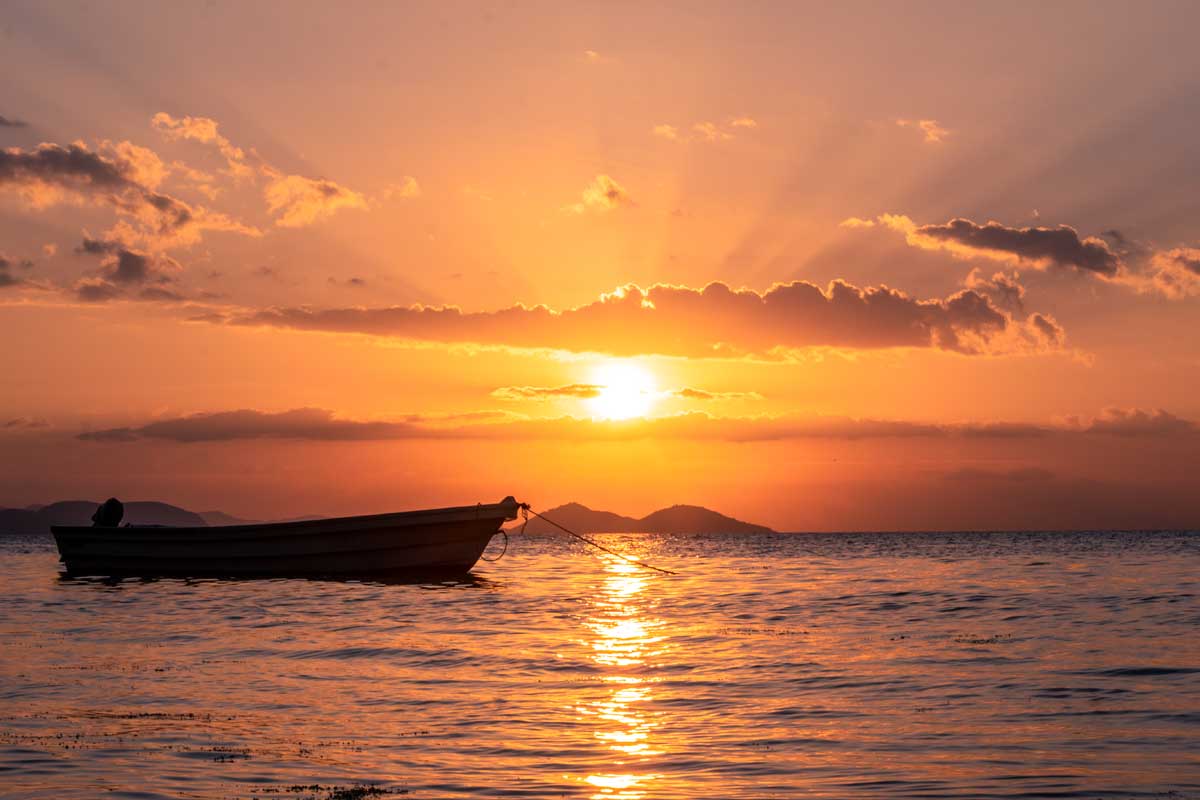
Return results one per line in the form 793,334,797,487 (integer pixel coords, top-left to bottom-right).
519,503,678,576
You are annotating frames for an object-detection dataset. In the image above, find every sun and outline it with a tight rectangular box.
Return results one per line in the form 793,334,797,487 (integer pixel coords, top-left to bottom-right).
586,362,658,420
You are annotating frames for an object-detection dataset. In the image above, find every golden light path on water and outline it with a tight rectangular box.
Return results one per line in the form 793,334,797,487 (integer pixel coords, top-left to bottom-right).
576,556,667,798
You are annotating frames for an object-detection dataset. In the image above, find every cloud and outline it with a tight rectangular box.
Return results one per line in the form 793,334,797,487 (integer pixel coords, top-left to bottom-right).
381,176,421,200
77,239,148,282
107,249,154,284
2,141,152,206
0,254,33,288
3,416,49,429
868,214,1200,300
1144,247,1200,298
1168,248,1200,275
137,286,187,302
654,119,754,143
154,111,368,228
42,243,57,257
492,384,762,402
491,384,603,401
692,122,733,142
74,278,123,303
97,139,169,189
965,269,1025,312
154,112,364,225
72,236,189,302
72,409,950,443
651,124,680,141
1083,407,1196,436
169,160,221,200
0,141,260,248
73,278,187,304
878,215,1121,276
75,406,1198,444
213,278,1063,358
568,174,632,213
151,112,253,178
0,115,28,128
896,118,950,143
78,408,430,443
1027,313,1064,348
670,388,763,401
262,169,369,228
76,236,179,283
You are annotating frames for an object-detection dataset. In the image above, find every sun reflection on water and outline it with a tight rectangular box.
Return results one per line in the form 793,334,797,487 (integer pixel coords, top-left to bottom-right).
577,554,667,798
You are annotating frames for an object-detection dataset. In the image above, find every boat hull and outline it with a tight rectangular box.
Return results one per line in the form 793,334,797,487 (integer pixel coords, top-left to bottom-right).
51,498,520,579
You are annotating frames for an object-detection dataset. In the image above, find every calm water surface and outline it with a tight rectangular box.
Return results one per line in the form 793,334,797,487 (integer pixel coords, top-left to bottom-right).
1,530,1199,799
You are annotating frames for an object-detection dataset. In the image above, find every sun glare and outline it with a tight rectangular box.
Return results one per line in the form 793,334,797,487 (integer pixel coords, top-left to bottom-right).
586,362,658,420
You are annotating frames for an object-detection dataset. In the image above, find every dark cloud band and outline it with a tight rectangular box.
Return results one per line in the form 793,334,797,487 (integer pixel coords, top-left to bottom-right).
910,217,1120,275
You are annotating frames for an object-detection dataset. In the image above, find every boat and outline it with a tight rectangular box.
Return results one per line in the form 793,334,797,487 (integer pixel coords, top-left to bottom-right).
51,496,522,579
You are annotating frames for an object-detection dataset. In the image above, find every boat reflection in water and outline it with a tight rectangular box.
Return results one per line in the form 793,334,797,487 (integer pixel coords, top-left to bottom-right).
577,553,668,799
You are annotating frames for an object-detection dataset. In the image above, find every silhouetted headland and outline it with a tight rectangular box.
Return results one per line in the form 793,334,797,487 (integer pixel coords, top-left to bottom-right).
516,501,774,534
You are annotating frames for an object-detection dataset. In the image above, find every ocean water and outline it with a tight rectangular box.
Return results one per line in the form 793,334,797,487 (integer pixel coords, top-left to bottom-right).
1,529,1198,799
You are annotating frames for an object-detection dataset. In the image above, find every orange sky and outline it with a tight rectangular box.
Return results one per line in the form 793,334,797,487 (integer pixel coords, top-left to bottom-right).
2,2,1198,529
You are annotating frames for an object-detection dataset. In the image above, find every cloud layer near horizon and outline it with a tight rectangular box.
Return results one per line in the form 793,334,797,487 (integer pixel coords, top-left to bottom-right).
208,279,1064,358
73,406,1195,444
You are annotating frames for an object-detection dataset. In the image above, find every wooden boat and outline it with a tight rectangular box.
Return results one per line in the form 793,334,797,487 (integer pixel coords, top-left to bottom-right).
51,497,521,579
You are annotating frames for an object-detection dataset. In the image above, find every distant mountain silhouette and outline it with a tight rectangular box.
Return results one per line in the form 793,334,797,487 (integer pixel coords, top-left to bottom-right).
198,510,260,526
0,500,207,535
516,501,773,534
0,499,329,536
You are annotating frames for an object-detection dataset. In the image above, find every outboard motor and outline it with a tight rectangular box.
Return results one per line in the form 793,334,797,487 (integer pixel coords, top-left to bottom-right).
91,497,124,527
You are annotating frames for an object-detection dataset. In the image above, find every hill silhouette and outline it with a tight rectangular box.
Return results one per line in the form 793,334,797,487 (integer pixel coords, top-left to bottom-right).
516,502,773,534
198,510,260,526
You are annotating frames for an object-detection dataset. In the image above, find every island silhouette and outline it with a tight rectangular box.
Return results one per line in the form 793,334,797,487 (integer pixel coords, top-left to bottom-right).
515,502,774,534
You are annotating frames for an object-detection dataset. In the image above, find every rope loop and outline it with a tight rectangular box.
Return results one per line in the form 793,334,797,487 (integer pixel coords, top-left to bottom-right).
479,528,509,562
480,503,527,563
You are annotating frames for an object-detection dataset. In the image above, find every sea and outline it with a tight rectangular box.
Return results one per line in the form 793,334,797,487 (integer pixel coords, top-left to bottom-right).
1,529,1198,799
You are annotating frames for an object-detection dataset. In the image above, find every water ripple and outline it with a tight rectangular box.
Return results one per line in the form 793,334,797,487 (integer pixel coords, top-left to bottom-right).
0,530,1198,798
